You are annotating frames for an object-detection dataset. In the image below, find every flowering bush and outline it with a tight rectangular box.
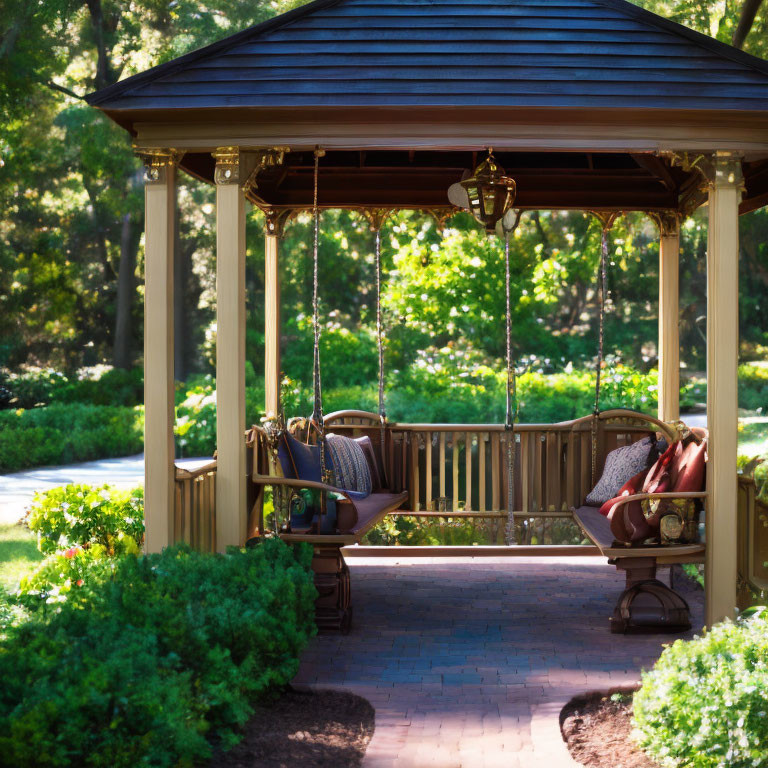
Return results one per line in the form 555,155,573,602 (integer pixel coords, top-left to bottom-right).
15,541,139,610
26,483,144,555
633,610,768,768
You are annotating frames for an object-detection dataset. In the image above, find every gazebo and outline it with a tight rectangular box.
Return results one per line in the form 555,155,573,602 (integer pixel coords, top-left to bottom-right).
87,0,768,627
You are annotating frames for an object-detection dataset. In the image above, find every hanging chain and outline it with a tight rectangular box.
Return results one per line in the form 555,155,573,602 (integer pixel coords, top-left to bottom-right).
591,224,610,483
504,230,518,546
310,148,332,511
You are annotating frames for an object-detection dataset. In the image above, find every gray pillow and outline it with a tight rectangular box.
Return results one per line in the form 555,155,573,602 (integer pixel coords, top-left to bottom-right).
585,436,658,506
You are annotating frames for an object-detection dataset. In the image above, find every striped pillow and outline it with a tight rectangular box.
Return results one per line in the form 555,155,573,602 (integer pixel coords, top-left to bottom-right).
326,433,372,498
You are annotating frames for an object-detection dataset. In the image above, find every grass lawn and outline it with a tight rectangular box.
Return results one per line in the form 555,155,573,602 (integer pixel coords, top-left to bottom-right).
0,523,42,591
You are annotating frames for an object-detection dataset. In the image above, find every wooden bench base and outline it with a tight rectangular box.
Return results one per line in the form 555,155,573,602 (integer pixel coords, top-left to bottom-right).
310,543,352,634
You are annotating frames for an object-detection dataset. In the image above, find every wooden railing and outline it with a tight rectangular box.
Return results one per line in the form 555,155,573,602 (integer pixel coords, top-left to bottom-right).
174,459,217,552
738,475,768,608
324,409,673,519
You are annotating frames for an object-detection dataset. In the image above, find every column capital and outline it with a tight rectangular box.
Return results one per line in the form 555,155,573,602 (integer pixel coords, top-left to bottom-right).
263,207,294,237
663,150,744,192
648,211,681,238
134,147,184,184
212,146,241,185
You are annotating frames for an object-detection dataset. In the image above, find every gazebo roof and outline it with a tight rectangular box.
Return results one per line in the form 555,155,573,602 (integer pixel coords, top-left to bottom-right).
89,0,768,111
87,0,768,214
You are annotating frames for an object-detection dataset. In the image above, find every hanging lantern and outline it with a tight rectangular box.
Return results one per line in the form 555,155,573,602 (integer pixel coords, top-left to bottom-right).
447,149,517,233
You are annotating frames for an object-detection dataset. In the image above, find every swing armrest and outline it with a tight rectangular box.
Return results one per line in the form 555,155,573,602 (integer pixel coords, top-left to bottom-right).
252,475,359,533
251,474,351,498
609,491,708,509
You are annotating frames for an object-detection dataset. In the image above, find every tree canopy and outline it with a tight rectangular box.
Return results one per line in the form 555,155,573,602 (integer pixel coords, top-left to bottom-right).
1,0,767,389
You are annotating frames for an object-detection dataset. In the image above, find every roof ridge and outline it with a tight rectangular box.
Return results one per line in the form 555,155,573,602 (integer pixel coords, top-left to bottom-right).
590,0,768,76
85,0,348,107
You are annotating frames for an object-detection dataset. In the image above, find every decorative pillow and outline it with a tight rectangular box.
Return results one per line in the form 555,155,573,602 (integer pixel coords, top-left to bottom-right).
585,436,658,506
599,469,646,517
326,433,372,498
355,435,384,492
277,431,334,484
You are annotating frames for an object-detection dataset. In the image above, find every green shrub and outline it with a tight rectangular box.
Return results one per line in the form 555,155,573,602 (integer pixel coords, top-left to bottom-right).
0,366,143,410
739,362,768,413
0,403,143,471
0,540,316,767
633,611,768,768
26,483,144,555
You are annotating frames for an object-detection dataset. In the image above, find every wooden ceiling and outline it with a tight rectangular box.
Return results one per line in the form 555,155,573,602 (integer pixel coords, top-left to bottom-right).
179,148,768,215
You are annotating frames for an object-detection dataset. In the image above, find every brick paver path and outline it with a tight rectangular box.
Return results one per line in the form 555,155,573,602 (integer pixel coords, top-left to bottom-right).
293,555,704,768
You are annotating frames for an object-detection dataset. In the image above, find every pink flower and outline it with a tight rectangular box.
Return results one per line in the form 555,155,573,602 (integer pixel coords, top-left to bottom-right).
64,547,79,559
76,579,84,587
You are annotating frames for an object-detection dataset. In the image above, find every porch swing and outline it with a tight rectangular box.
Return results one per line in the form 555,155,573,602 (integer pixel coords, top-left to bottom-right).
247,149,708,633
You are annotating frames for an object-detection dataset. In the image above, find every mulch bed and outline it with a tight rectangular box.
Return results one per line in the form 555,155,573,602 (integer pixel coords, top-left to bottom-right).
561,691,659,768
210,688,375,768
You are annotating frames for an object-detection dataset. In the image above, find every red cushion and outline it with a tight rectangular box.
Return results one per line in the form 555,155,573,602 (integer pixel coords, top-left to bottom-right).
607,437,707,544
671,439,707,492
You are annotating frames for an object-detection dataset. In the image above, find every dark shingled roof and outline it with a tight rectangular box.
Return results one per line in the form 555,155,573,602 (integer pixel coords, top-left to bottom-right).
88,0,768,111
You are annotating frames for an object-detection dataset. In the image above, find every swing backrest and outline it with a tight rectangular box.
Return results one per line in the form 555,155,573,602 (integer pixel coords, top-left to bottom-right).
569,409,678,503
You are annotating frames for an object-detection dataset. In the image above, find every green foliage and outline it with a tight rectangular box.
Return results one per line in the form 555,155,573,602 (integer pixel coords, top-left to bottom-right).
0,403,143,471
633,611,768,768
739,363,768,413
0,366,143,409
26,483,144,555
0,540,317,767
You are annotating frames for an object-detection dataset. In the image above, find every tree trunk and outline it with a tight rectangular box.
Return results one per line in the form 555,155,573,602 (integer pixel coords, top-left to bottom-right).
113,212,138,368
733,0,763,48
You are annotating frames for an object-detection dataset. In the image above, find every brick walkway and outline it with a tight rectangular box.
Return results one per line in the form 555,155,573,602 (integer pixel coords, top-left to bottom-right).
293,555,704,768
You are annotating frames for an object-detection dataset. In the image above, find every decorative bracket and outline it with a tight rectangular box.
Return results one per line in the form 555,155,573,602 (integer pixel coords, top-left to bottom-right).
424,206,459,231
263,208,296,238
244,147,291,195
134,147,184,184
648,211,681,238
212,146,240,185
588,210,622,230
361,208,394,232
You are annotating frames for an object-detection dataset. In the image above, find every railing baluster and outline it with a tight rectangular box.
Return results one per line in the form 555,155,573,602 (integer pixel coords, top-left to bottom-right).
465,432,472,512
411,435,420,511
452,432,459,512
439,432,446,501
425,431,433,510
478,432,486,513
491,432,500,511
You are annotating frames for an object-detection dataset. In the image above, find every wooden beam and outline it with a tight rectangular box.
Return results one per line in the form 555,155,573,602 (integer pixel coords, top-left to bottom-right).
705,151,742,626
214,147,247,550
140,149,180,553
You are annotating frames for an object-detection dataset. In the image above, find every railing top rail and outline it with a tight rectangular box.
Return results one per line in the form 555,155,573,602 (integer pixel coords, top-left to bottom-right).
175,458,217,480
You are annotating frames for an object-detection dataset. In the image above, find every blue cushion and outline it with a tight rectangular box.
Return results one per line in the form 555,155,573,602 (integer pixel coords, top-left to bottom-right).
278,432,334,483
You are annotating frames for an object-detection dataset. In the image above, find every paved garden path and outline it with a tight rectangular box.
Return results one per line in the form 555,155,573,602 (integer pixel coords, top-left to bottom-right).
293,555,704,768
0,454,146,524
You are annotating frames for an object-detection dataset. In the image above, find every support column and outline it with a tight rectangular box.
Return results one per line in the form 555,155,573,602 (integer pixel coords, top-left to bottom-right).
264,210,290,418
705,151,743,626
140,149,181,553
656,212,681,422
214,147,247,551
